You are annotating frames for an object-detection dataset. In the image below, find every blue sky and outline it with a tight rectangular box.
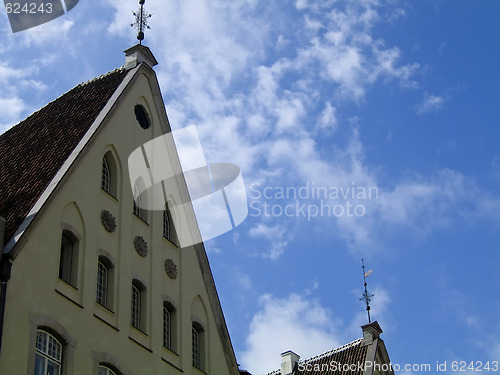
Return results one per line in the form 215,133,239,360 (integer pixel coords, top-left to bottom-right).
1,1,500,374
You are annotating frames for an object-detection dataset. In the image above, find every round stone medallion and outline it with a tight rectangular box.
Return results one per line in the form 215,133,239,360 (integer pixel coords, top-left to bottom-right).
101,210,117,232
164,259,178,279
134,236,148,257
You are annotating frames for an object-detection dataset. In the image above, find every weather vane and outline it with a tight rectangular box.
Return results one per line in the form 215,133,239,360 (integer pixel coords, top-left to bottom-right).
131,0,152,44
360,259,374,323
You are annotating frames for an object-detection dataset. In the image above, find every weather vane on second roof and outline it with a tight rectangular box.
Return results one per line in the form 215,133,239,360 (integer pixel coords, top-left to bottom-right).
131,0,152,45
360,259,374,323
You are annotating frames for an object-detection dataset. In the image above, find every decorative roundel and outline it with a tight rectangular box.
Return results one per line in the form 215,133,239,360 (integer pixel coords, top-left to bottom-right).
134,236,148,257
164,259,178,279
100,210,117,232
134,105,151,129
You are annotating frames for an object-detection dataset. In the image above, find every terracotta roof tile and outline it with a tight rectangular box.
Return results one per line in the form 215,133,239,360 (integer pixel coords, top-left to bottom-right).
268,338,368,375
0,68,129,246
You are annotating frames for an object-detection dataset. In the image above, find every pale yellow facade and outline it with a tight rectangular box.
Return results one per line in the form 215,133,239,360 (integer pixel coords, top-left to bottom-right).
0,48,239,375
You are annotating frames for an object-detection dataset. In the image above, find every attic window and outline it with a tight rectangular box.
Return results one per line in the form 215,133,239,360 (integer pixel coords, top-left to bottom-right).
134,105,151,129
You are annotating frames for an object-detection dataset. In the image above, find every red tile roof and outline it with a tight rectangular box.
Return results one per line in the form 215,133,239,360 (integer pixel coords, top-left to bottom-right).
0,68,129,247
268,339,369,375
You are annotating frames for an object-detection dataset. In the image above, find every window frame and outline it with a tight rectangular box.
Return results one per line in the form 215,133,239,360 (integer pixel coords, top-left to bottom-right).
163,203,178,245
96,260,108,307
101,151,118,198
98,364,119,375
132,181,148,223
58,231,79,287
131,280,147,332
96,256,114,310
162,206,170,240
101,157,111,194
192,326,200,369
192,322,205,370
163,301,177,352
28,316,76,375
35,329,63,375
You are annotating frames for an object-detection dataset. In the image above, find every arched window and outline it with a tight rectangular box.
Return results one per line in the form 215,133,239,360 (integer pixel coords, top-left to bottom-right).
163,203,178,245
101,152,118,198
59,231,78,287
99,364,119,375
163,301,177,351
163,205,170,239
102,157,111,193
34,330,63,375
132,181,148,223
192,322,205,370
131,280,146,332
97,256,114,310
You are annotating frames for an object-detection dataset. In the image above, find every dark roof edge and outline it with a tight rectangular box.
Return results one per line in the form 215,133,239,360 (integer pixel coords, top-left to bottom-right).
195,241,240,375
1,68,125,139
302,337,364,364
265,338,365,375
3,64,141,257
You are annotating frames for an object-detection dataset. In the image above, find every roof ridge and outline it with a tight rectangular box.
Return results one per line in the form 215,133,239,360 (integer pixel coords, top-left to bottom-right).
301,337,363,364
1,68,126,137
78,67,125,87
264,338,364,375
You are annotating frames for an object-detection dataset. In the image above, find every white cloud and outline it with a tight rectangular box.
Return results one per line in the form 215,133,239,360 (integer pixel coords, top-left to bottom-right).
0,97,28,133
241,287,393,375
248,223,289,260
240,293,343,375
232,267,253,290
14,18,74,48
100,0,497,259
316,101,338,133
415,93,446,114
0,61,49,133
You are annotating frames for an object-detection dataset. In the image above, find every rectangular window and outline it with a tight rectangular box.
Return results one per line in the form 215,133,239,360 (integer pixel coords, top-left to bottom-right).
163,306,171,349
96,261,108,307
102,157,111,194
59,232,77,287
163,208,170,239
192,327,200,368
131,284,141,330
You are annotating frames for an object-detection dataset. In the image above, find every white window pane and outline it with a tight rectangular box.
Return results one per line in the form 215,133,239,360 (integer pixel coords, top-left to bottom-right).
47,334,62,361
97,261,108,306
102,157,111,193
46,359,60,375
36,331,47,352
192,327,200,368
34,354,46,375
35,330,63,375
131,284,141,329
99,366,117,375
163,306,171,349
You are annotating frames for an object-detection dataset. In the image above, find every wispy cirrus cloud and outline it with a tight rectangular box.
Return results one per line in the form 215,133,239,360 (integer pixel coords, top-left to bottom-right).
415,93,447,114
101,0,500,262
0,62,49,133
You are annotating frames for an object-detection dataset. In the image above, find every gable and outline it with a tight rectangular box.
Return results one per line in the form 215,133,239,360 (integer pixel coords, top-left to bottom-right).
0,68,129,249
0,56,240,375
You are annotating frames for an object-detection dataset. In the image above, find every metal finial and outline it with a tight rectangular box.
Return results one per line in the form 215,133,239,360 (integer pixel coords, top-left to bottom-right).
130,0,152,45
360,259,374,323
